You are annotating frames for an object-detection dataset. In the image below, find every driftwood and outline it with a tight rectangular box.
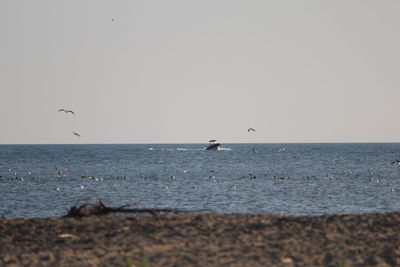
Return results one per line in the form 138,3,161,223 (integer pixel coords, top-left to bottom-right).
65,200,179,217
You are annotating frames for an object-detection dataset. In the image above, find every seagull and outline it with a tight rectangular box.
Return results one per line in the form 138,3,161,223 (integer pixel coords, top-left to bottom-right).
248,128,256,132
55,167,67,176
391,159,400,165
82,175,95,179
72,132,81,137
58,109,75,115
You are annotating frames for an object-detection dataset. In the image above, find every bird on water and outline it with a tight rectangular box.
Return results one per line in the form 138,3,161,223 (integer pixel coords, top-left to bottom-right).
391,159,400,165
54,167,67,176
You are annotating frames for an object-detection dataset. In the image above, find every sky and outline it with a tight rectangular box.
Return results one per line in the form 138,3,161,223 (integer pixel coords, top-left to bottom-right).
1,0,399,144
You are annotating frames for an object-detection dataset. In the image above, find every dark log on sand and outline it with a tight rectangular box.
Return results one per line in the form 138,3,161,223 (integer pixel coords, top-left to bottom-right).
65,200,179,217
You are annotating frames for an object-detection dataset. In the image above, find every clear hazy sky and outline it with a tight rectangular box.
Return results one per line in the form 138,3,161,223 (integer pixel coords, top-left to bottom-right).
1,1,399,144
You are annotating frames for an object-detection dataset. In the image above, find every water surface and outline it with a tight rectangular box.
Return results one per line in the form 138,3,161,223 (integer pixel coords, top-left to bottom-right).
1,143,400,218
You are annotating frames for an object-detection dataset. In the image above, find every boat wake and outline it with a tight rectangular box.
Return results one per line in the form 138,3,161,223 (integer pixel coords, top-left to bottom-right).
149,148,204,151
176,148,205,151
148,147,232,151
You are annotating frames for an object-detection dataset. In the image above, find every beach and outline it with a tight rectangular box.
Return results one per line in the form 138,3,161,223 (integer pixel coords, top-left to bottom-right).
1,212,400,266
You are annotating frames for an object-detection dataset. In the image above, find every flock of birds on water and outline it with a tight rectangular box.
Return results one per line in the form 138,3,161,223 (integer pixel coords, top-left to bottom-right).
1,164,400,194
1,109,400,195
1,150,400,194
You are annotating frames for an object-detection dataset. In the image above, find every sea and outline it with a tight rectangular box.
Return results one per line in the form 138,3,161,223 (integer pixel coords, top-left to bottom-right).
1,143,400,218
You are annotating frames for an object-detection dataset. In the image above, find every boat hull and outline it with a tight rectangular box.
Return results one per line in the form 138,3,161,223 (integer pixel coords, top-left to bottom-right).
205,143,222,150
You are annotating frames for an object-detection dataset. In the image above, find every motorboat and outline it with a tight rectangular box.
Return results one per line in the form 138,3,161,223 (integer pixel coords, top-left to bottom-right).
205,140,222,150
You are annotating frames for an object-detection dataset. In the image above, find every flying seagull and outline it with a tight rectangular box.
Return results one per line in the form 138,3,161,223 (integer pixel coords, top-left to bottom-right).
72,132,81,137
248,128,256,132
58,109,75,115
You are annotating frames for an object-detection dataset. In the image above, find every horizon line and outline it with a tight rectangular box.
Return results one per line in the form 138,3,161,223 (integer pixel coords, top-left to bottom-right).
1,141,399,146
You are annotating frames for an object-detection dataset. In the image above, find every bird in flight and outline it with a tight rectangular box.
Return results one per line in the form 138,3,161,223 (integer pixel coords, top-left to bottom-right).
58,109,75,115
248,128,256,132
72,132,81,137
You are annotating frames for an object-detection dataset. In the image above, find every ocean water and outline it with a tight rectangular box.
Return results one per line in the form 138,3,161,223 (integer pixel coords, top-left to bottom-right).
1,143,400,218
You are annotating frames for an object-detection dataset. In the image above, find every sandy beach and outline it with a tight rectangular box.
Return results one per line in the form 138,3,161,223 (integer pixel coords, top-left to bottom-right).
1,212,400,266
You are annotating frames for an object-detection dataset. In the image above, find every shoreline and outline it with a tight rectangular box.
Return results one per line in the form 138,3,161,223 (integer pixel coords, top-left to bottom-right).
1,212,400,266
